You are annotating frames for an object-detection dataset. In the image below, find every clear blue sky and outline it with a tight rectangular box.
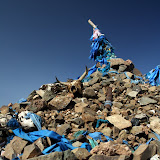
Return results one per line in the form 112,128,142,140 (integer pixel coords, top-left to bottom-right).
0,0,160,106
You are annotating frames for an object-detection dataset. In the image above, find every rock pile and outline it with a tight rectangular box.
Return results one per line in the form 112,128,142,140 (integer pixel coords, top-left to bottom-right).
1,57,160,160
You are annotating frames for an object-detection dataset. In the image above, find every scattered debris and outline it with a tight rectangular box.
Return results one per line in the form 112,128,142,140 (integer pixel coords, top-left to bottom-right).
0,19,160,160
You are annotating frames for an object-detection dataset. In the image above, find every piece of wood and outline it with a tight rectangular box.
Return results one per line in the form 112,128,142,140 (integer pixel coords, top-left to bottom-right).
88,19,97,28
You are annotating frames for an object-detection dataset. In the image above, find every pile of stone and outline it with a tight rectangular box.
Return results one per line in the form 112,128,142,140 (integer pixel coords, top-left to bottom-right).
1,57,160,160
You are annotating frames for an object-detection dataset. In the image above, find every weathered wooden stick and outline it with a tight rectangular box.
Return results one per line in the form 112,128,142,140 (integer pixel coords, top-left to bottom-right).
88,19,97,29
104,87,112,109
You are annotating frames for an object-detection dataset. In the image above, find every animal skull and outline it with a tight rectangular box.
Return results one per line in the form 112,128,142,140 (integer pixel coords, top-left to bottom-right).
0,114,12,127
18,111,35,129
56,67,88,95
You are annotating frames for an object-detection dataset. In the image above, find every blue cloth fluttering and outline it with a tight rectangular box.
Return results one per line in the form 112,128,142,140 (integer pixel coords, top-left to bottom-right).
88,132,113,142
145,65,160,86
17,98,27,103
24,113,42,131
7,118,20,129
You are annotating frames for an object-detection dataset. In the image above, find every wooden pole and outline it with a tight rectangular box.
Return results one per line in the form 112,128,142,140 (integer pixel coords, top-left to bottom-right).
88,19,97,29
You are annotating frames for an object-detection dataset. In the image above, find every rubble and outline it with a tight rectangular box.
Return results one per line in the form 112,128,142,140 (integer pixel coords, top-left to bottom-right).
1,19,160,160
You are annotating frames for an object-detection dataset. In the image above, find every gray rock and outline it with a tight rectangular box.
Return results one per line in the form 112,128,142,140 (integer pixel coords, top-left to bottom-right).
83,87,96,98
89,155,128,160
48,96,72,110
127,91,138,98
88,77,100,85
56,123,71,136
118,65,127,72
132,85,142,93
106,115,132,130
135,113,147,119
130,126,143,135
101,78,114,87
112,102,123,108
72,141,83,147
92,83,102,91
139,96,157,105
28,150,77,160
72,117,84,126
42,90,56,102
72,148,91,160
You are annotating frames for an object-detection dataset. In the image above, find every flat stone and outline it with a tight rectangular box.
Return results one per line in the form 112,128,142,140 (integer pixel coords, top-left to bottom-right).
48,96,72,110
36,90,45,97
28,150,77,160
3,143,17,160
118,65,127,72
12,103,20,111
132,85,142,93
127,91,138,98
29,100,47,112
82,107,96,123
106,115,132,130
92,83,102,91
56,123,71,135
118,130,128,139
130,126,143,135
135,113,147,119
89,154,125,160
90,141,131,156
22,144,41,160
133,144,156,160
72,141,83,147
112,102,123,108
75,102,88,113
33,138,44,152
101,79,114,87
101,127,112,137
27,90,37,100
42,90,56,101
139,96,157,105
150,117,160,134
125,72,133,78
110,58,128,67
149,86,157,92
72,148,91,159
72,117,84,125
0,106,9,114
133,68,142,77
83,87,96,98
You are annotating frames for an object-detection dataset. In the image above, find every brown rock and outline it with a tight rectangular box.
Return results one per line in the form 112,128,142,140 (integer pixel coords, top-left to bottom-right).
12,103,20,111
150,117,160,134
3,143,17,160
28,149,77,160
0,105,9,114
130,126,143,135
75,102,88,113
22,144,41,160
56,123,71,135
82,107,96,123
29,100,47,112
101,127,112,137
133,144,156,160
72,148,91,160
106,115,132,130
4,136,28,157
34,138,44,152
109,58,129,67
89,154,128,160
90,141,131,156
83,87,96,98
48,96,72,110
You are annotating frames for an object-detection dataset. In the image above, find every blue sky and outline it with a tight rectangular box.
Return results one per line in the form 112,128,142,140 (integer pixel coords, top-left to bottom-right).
0,0,160,106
